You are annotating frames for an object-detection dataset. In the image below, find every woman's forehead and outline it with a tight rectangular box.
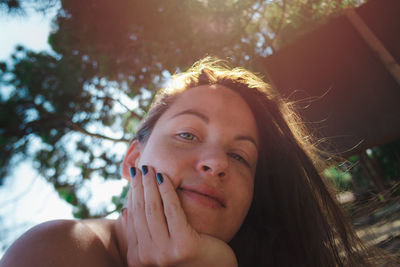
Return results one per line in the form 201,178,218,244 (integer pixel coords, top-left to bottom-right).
159,85,260,144
170,85,246,109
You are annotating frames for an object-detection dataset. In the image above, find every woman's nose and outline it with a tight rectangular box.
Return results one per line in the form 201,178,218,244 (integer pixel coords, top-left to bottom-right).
196,149,229,178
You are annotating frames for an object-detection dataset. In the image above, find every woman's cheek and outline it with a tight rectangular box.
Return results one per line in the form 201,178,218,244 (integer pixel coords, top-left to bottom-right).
141,139,194,183
232,169,254,208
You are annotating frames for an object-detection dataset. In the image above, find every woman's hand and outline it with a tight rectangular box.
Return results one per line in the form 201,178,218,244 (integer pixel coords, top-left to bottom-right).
121,165,238,267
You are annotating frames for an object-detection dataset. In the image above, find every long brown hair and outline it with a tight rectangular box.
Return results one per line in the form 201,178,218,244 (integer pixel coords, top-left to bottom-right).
135,57,386,266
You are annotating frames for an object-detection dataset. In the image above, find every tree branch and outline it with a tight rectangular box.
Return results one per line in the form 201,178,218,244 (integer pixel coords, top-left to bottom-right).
242,0,265,31
69,120,129,143
89,207,121,219
93,95,143,120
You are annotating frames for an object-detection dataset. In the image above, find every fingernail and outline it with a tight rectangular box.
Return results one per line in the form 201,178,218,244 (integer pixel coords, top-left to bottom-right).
130,167,136,178
156,173,163,185
141,165,148,175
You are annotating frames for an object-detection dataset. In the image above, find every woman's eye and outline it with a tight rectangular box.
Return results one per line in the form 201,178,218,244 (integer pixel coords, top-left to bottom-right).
228,153,249,166
177,132,198,141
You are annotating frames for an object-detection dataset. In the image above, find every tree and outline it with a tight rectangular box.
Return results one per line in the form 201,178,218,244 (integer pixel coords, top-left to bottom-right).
0,0,367,218
0,0,58,15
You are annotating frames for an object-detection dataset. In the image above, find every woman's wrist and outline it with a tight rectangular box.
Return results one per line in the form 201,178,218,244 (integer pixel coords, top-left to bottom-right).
176,235,238,267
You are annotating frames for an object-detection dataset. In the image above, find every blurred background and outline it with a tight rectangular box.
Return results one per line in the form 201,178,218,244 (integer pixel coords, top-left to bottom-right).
1,0,400,257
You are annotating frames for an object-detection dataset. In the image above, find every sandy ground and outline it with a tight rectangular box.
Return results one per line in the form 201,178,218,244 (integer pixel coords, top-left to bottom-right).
338,191,400,256
356,215,400,255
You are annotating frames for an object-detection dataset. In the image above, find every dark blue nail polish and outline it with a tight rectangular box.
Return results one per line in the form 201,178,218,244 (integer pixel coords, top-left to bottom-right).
130,167,136,178
141,165,148,175
156,173,163,185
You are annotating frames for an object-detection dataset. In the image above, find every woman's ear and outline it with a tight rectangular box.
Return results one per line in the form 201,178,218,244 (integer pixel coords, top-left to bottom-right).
121,140,141,181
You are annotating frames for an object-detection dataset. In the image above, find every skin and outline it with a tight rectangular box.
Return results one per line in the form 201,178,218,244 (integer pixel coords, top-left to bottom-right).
0,85,259,267
0,219,124,267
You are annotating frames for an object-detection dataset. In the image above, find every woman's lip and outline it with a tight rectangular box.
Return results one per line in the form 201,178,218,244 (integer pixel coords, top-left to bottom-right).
180,189,225,209
179,185,226,208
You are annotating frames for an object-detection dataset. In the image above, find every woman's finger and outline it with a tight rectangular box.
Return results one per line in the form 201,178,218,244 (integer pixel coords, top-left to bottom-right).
124,181,142,266
157,172,191,239
125,186,137,246
141,165,169,244
130,167,151,246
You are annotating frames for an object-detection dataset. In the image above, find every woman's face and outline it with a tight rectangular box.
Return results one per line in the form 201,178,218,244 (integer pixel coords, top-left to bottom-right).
135,85,259,242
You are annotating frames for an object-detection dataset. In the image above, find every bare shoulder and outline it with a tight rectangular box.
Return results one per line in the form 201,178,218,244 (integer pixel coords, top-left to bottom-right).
0,219,123,267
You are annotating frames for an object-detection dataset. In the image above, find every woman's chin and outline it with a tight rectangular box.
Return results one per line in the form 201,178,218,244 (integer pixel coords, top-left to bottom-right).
178,195,233,242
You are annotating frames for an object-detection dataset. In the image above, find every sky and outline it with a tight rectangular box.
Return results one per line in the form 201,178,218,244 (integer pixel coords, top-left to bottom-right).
0,7,127,258
0,11,52,59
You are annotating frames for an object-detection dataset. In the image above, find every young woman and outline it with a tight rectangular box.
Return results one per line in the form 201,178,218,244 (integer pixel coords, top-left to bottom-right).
0,58,389,266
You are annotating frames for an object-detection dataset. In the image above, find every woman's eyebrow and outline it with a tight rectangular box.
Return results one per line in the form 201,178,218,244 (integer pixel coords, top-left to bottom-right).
235,135,258,150
171,109,209,123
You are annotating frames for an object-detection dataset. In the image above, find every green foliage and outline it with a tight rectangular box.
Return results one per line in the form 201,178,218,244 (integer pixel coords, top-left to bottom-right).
348,140,400,192
261,0,367,50
0,0,366,218
324,165,353,191
371,140,400,182
347,155,370,189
